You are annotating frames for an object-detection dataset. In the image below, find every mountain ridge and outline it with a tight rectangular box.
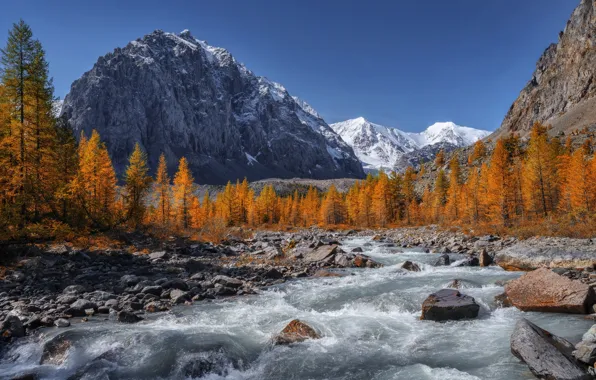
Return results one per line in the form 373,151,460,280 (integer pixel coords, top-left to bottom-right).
61,29,365,184
330,117,490,171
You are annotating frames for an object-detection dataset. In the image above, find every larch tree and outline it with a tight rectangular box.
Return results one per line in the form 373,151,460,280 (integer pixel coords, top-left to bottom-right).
487,139,513,226
445,156,462,221
154,153,171,226
173,157,195,229
124,143,152,229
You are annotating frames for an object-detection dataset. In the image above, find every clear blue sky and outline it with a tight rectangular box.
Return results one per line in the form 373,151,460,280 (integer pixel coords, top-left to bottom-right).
1,0,578,132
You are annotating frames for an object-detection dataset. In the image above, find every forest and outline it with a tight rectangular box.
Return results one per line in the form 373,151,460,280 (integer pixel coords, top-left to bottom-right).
1,21,596,242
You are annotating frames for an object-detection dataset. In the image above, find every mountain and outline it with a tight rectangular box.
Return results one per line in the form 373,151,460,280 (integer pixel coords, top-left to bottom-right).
330,118,490,171
496,0,596,138
61,30,364,184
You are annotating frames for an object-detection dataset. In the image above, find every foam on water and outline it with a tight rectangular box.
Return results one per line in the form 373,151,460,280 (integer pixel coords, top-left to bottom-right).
1,237,592,379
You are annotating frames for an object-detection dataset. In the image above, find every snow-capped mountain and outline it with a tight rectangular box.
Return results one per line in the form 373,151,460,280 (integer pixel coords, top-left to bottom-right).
330,118,490,171
61,30,364,184
408,122,491,148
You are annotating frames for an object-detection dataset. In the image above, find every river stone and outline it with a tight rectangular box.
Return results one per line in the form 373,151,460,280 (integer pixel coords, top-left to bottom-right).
263,268,283,279
54,318,70,328
573,341,596,365
511,318,590,380
41,335,72,365
63,285,86,295
141,285,163,296
149,251,168,260
479,250,492,267
313,269,346,278
334,252,352,267
351,247,363,253
420,289,480,321
212,275,243,288
304,245,338,263
274,319,320,345
505,268,595,314
434,254,450,266
117,311,143,324
0,315,25,340
400,261,421,272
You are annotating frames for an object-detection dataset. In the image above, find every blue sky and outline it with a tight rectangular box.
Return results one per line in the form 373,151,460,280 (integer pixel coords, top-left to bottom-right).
1,0,578,132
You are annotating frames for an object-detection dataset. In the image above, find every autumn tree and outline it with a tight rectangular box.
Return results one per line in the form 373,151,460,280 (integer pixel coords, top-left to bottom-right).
445,156,462,220
173,157,195,229
153,153,171,226
435,149,446,166
320,184,346,225
124,143,152,228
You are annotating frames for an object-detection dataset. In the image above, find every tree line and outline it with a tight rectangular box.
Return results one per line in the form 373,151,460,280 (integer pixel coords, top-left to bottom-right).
1,21,595,241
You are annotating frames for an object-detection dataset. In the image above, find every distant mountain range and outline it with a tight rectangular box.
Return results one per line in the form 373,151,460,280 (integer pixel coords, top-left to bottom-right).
60,30,364,184
330,118,490,171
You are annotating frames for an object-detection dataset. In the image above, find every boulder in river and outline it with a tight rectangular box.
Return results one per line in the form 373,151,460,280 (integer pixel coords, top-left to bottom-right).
420,289,480,321
400,261,421,272
117,311,143,324
505,268,595,314
573,325,596,365
511,318,590,380
41,335,72,365
479,250,492,267
434,254,450,266
274,319,320,345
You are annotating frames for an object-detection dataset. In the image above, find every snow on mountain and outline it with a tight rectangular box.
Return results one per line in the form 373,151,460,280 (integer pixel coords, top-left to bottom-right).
408,122,491,148
331,118,490,171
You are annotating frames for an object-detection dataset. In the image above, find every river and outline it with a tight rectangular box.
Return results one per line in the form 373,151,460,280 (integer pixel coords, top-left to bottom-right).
1,237,593,380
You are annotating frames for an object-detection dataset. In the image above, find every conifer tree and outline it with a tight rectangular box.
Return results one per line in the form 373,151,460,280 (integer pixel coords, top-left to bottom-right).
445,156,461,220
435,149,446,167
154,153,171,226
173,157,195,229
321,184,346,225
124,143,152,228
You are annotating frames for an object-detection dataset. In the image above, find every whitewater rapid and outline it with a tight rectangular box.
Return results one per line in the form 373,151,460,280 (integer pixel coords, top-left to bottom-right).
1,238,592,380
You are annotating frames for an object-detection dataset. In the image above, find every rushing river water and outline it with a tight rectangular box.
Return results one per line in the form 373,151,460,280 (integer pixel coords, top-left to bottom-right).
1,237,593,380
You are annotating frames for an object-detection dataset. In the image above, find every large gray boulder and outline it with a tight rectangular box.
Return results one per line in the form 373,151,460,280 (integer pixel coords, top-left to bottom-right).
420,289,479,321
61,30,364,185
511,318,590,380
496,238,596,271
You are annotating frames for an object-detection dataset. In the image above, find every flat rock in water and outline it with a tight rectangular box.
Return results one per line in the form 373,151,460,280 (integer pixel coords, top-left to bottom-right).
420,289,480,321
505,268,595,314
511,318,590,380
273,319,320,345
434,254,450,266
303,245,338,263
496,239,596,271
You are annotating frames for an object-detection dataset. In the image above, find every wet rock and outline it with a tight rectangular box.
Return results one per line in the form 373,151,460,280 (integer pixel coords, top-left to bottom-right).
511,318,590,380
117,310,143,323
479,250,492,267
70,299,97,311
303,245,338,263
54,318,70,328
573,341,596,365
313,269,346,278
334,252,352,267
455,256,479,267
505,268,595,314
351,247,363,253
420,289,480,321
400,261,421,272
1,316,25,340
494,293,512,308
447,279,462,289
41,335,72,365
273,319,320,345
144,301,169,313
141,286,163,296
10,374,38,380
212,275,243,288
434,254,450,266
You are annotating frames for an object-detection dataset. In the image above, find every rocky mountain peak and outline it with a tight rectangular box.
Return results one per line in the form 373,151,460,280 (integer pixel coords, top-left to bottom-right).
496,0,596,138
61,30,364,184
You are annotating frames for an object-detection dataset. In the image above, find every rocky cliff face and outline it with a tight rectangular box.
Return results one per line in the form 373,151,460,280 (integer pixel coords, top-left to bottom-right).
61,30,364,184
497,0,596,138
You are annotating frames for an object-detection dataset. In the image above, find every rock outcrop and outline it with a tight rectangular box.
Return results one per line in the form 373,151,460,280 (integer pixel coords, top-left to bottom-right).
61,30,364,184
496,238,596,271
511,318,590,380
496,0,596,138
505,268,595,314
420,289,480,321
